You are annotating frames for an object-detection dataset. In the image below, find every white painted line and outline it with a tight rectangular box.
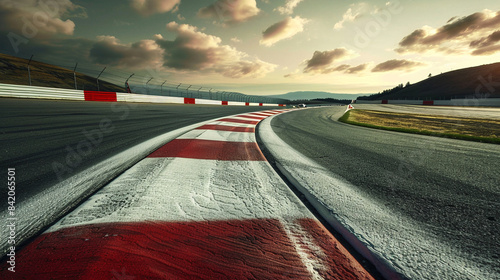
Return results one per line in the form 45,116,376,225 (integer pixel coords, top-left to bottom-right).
281,219,326,280
177,129,256,142
218,116,261,122
230,115,267,121
205,121,257,128
47,158,313,232
241,113,271,118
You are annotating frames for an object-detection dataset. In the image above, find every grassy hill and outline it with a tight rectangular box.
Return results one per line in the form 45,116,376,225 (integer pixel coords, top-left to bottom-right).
0,53,125,92
359,62,500,100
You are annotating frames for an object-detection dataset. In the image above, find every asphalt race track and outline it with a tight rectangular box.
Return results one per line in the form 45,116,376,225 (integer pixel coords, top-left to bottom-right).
269,106,500,279
0,98,282,255
0,98,277,204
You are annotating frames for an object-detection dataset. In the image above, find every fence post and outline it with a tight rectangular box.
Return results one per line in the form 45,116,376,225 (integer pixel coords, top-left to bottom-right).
27,55,33,86
161,80,167,95
73,62,78,89
197,87,203,99
146,77,153,94
176,83,182,96
96,67,106,91
125,73,134,93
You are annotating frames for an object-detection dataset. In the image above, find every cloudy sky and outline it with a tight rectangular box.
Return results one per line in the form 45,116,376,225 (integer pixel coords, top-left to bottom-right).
0,0,499,95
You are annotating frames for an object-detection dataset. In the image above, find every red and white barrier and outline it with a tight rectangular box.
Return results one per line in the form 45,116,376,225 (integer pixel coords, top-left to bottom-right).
345,104,354,112
0,110,373,280
0,83,286,107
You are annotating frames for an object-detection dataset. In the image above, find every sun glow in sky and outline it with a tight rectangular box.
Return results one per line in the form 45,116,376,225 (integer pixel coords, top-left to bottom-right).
1,0,499,95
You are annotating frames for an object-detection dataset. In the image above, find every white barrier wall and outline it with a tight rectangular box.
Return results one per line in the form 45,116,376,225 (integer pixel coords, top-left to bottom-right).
116,92,185,104
195,99,222,105
0,83,85,101
227,101,246,106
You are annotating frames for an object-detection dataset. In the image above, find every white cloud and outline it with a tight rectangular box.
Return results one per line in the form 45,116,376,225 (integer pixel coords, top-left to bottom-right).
396,9,500,56
130,0,180,16
89,35,164,69
333,3,369,30
275,0,304,15
197,0,260,24
260,16,308,47
372,59,425,72
0,0,86,37
177,14,186,21
303,48,358,74
345,63,369,74
156,22,276,78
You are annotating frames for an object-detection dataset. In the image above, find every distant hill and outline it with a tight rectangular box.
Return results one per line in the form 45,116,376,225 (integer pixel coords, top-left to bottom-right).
358,62,500,100
268,91,365,101
0,53,125,92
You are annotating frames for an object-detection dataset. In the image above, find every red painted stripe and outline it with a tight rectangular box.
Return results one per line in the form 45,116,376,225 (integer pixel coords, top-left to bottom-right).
245,102,250,106
184,98,195,104
0,220,308,279
148,139,266,160
423,100,434,105
83,90,117,102
259,103,263,106
222,101,228,105
0,219,374,280
234,114,267,120
381,100,388,104
216,118,260,125
196,125,255,132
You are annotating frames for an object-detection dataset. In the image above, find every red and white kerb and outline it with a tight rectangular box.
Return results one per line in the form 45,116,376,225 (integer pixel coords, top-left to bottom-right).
0,110,373,280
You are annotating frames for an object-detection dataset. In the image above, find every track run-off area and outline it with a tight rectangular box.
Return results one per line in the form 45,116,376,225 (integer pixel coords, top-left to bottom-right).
1,98,499,279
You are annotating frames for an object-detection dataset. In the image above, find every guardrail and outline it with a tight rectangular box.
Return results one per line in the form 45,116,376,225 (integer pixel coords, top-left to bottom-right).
354,99,500,106
0,83,286,107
